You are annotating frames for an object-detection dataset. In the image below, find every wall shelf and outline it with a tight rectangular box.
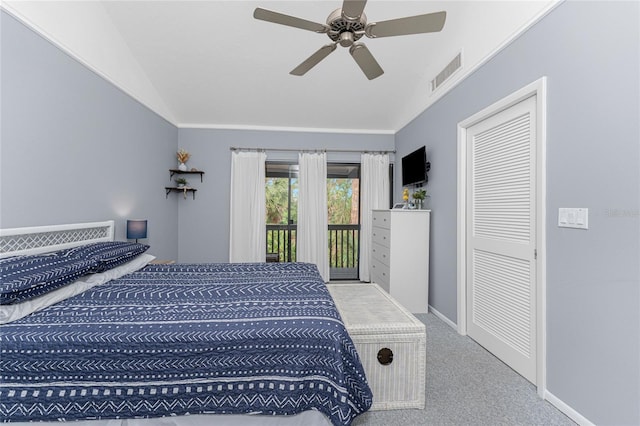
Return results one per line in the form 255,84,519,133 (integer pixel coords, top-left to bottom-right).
167,168,204,200
169,169,205,182
165,187,197,200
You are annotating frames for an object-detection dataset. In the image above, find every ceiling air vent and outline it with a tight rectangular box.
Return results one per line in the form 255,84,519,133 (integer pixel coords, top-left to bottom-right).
431,51,462,92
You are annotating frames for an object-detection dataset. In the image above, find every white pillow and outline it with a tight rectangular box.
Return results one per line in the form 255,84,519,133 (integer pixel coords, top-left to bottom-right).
0,253,156,324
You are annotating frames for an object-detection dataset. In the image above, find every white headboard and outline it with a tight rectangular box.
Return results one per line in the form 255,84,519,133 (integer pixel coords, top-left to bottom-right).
0,220,115,258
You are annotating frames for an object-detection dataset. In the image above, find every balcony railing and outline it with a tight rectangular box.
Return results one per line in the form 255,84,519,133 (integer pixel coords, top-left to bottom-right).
328,224,359,280
266,224,359,280
266,224,296,263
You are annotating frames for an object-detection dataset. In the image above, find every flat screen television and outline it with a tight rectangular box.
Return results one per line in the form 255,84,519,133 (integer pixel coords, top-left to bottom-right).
401,146,430,186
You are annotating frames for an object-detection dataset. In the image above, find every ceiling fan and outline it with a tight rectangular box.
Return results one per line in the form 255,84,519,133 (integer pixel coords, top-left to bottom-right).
253,1,446,80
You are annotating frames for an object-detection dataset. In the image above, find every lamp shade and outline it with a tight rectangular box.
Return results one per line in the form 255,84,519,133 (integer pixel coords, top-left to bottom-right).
126,220,147,240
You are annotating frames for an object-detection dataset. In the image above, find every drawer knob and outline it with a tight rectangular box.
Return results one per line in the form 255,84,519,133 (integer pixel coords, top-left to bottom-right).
377,348,393,365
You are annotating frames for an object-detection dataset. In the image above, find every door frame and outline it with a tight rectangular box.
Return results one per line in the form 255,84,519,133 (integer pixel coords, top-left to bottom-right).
456,77,547,396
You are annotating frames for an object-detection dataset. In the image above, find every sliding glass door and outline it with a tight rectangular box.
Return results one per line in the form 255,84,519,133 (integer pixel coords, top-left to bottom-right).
265,162,361,280
327,164,360,280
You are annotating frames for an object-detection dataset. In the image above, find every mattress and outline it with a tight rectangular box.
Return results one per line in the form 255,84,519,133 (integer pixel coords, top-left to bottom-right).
0,262,372,425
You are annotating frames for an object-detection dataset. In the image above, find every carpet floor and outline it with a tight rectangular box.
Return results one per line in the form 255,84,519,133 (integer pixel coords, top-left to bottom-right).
352,313,576,426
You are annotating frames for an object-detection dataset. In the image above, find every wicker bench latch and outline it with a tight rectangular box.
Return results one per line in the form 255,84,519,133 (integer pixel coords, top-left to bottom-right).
377,348,394,365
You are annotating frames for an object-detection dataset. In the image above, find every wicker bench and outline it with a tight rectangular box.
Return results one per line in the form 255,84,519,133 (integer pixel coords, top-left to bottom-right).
327,283,426,410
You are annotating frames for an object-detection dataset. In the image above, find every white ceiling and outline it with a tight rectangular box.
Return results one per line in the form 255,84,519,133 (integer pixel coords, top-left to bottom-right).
4,1,558,133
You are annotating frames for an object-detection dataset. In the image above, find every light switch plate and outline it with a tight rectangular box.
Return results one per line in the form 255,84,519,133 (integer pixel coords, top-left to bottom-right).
558,208,588,229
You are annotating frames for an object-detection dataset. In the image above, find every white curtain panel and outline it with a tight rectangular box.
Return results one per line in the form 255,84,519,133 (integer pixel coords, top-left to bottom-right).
359,153,390,281
229,151,267,263
297,152,330,282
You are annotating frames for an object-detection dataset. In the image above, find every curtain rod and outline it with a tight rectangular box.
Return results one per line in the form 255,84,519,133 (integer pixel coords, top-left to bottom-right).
229,147,395,154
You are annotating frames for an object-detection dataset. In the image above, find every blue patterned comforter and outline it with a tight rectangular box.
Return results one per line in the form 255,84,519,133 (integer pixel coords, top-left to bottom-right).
0,262,372,425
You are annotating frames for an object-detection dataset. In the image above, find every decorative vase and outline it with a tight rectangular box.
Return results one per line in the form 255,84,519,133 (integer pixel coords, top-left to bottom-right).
414,199,424,210
178,162,187,171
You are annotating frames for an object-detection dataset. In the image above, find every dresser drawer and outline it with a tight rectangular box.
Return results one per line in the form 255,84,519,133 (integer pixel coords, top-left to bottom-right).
371,226,391,248
371,242,390,267
370,271,390,293
370,258,390,290
372,210,391,230
371,270,390,293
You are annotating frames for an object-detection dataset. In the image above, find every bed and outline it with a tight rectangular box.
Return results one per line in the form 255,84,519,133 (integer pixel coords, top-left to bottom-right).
0,221,372,425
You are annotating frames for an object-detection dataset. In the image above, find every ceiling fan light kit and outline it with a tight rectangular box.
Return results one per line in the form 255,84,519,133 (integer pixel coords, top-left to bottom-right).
253,1,446,80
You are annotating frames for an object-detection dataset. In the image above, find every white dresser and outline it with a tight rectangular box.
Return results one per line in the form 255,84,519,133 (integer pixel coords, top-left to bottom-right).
370,209,431,313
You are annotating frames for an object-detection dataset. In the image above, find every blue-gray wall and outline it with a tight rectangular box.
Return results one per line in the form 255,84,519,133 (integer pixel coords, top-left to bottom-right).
1,11,179,260
395,1,640,424
176,128,394,262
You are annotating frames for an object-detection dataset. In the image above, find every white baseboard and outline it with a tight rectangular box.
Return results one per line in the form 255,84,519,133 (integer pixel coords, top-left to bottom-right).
428,305,458,330
545,390,594,426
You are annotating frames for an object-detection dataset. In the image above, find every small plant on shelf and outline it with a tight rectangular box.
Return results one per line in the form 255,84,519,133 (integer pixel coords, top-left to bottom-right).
177,149,190,164
412,188,426,200
412,188,427,209
177,148,191,171
175,178,188,187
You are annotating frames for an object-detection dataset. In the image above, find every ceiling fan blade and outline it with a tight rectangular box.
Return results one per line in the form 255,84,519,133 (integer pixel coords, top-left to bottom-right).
349,43,384,80
341,0,367,21
290,44,337,76
253,8,328,33
365,11,446,38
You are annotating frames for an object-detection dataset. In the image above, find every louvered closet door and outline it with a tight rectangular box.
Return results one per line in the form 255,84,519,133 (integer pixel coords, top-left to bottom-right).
466,95,537,383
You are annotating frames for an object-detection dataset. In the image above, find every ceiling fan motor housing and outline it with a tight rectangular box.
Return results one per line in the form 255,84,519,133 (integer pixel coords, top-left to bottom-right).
327,9,366,46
